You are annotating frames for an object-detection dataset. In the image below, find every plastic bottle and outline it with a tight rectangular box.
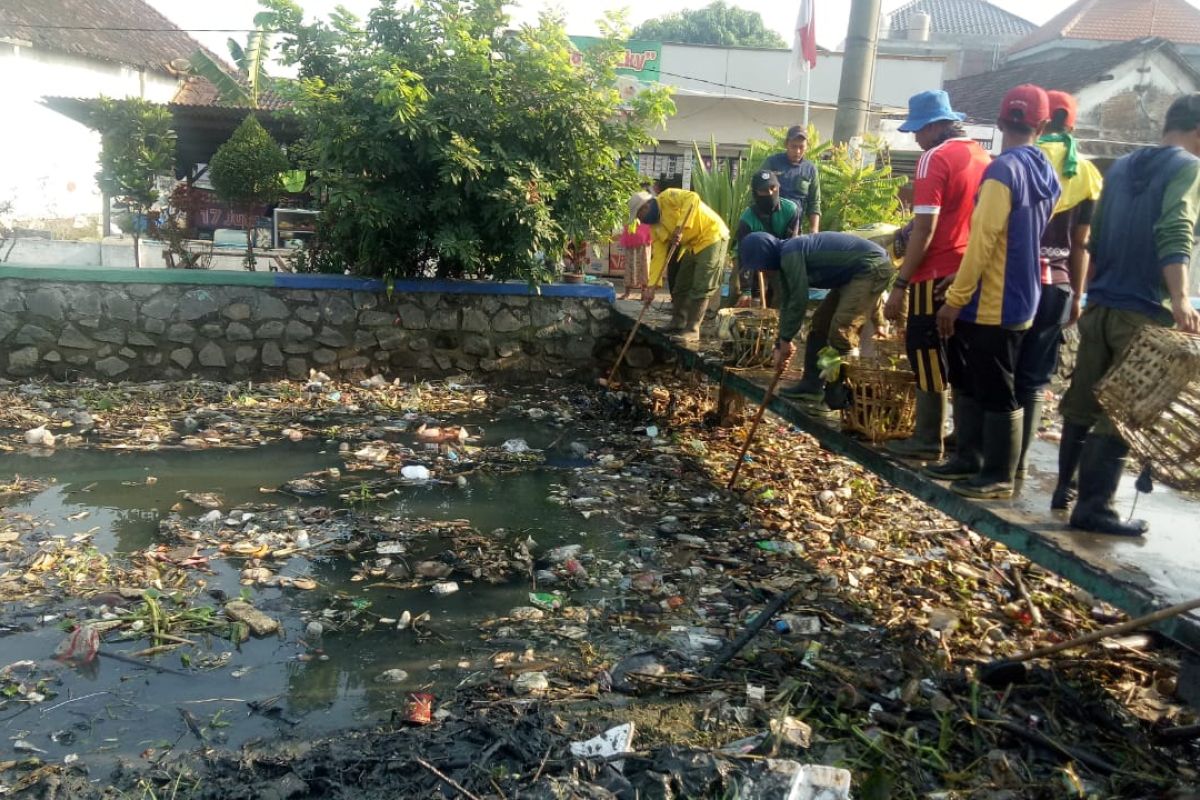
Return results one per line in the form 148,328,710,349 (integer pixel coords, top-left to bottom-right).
774,613,821,636
756,540,802,555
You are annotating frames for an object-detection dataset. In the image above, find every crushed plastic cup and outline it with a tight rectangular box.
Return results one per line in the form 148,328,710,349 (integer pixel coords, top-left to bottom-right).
786,764,852,800
430,581,459,596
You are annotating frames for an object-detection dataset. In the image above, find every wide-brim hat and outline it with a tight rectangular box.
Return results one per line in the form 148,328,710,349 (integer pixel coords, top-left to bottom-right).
898,90,965,133
628,191,653,224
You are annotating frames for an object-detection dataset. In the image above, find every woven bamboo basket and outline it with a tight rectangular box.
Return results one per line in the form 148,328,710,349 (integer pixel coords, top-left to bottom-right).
716,308,780,369
842,356,917,442
1096,326,1200,492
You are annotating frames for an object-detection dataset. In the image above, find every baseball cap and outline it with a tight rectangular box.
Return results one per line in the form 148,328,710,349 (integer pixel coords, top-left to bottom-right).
999,84,1050,128
1046,90,1077,129
785,125,808,142
751,170,780,192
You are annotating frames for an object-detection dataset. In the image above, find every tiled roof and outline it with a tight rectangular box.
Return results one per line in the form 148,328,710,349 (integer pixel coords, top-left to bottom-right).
888,0,1037,37
0,0,212,74
944,37,1195,121
172,76,291,112
1011,0,1200,54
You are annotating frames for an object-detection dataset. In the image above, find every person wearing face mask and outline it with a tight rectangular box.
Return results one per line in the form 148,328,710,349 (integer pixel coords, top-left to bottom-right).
735,170,800,307
760,125,821,233
628,187,730,344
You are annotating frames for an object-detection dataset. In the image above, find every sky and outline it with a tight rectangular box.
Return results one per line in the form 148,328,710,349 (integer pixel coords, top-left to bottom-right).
147,0,1098,58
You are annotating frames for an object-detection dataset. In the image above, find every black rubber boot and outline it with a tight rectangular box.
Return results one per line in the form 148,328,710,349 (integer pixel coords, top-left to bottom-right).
886,390,947,461
1070,434,1149,536
952,409,1022,499
1014,396,1043,480
1051,421,1089,510
924,395,983,480
779,333,826,399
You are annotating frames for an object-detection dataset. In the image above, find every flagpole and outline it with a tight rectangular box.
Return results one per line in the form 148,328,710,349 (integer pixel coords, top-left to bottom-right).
804,66,811,128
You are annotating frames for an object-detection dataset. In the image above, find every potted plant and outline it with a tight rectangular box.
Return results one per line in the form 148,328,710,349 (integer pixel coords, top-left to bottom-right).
562,239,589,283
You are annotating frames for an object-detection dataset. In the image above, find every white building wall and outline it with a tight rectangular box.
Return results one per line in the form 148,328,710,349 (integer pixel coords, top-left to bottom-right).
1073,51,1198,139
0,42,179,221
659,43,946,110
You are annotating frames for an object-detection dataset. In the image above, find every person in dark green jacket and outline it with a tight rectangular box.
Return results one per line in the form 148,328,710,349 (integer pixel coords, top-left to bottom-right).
1055,93,1200,536
736,170,800,307
738,231,894,402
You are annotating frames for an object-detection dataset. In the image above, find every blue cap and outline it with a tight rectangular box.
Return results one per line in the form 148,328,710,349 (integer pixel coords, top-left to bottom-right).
737,231,781,271
897,90,965,133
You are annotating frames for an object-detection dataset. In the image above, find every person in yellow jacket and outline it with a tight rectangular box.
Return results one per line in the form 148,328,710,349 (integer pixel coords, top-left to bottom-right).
628,188,730,343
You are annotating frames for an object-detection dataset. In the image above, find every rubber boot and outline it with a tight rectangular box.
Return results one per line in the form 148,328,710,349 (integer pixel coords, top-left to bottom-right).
779,334,826,400
1014,396,1043,480
1051,421,1089,511
924,395,983,480
951,409,1022,499
671,297,709,345
1069,434,1149,536
662,301,687,334
886,390,947,461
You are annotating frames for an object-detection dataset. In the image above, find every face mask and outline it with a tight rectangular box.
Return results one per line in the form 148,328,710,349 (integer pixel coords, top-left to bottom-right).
755,195,778,214
641,199,661,225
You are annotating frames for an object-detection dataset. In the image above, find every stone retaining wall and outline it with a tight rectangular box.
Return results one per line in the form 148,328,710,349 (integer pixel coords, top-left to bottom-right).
0,269,617,381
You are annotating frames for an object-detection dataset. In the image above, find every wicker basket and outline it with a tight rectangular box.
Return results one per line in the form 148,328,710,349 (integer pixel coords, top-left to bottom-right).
716,308,780,369
842,357,917,442
1096,326,1200,492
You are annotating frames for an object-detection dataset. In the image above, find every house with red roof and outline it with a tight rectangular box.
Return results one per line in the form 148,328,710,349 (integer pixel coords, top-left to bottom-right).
1007,0,1200,70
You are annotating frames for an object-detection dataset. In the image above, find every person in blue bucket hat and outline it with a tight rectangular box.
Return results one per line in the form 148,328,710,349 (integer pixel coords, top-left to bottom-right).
897,89,965,133
882,90,991,464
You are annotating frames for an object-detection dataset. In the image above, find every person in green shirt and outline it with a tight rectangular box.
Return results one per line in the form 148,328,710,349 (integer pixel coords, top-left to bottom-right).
735,170,800,307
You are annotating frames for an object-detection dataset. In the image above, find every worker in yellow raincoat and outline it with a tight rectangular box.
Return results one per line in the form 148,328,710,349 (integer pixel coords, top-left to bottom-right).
628,188,730,343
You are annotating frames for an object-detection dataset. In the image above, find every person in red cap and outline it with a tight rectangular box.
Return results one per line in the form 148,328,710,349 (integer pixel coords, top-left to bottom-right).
926,85,1061,499
1012,90,1104,486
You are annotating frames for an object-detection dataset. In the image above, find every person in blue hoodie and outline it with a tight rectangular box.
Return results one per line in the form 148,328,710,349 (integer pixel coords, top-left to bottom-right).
928,85,1061,499
1055,93,1200,536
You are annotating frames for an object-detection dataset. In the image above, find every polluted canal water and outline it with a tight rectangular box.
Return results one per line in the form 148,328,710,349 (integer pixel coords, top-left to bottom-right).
0,421,621,768
2,378,1197,799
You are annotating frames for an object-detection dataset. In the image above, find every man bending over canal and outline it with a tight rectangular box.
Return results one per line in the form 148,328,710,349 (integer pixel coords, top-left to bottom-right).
738,231,894,404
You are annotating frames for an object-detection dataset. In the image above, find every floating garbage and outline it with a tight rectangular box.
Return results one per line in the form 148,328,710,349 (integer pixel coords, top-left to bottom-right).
786,764,852,800
431,581,459,596
501,438,531,454
570,723,635,770
376,668,409,684
401,464,431,480
513,671,550,695
24,426,55,448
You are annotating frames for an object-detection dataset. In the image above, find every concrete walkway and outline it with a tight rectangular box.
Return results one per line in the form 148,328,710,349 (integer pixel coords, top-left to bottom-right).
611,295,1200,654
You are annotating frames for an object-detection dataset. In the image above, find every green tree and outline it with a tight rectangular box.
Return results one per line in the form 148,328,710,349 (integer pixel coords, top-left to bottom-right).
268,0,674,281
89,97,176,268
632,2,786,48
209,115,288,270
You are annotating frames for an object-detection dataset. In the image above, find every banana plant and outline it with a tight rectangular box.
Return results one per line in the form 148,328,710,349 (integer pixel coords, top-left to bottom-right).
187,11,278,108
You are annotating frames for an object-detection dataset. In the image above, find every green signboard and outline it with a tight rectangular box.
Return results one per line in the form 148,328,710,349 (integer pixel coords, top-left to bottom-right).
569,36,661,82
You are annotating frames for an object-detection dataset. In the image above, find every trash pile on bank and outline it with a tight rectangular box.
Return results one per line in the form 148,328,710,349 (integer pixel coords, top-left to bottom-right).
0,373,1195,798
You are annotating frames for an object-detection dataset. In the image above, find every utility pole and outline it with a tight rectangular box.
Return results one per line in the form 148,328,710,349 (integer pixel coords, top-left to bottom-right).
832,0,882,143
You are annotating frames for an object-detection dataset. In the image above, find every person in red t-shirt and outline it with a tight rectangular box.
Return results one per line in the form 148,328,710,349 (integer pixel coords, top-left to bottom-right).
883,90,992,461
